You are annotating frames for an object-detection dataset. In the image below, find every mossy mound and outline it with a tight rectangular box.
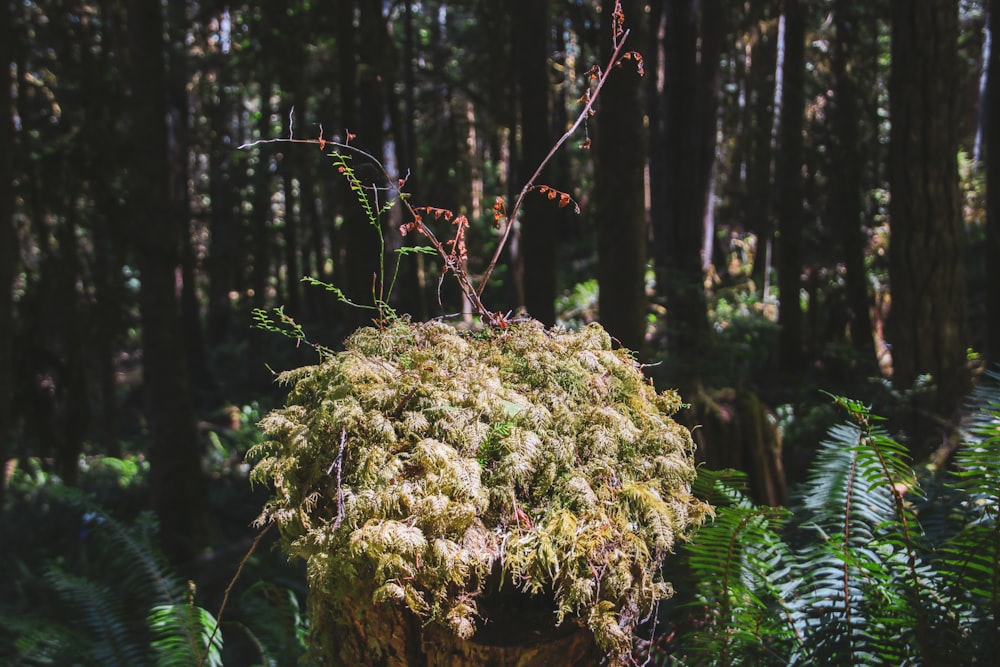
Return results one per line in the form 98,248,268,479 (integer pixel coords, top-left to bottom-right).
250,319,708,662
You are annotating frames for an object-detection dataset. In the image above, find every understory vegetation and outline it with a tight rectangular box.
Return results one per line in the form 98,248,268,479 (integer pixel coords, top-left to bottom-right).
3,369,997,665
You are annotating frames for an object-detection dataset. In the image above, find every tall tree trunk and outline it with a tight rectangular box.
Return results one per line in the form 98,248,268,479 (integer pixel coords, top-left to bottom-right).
650,0,719,372
746,14,779,298
515,0,556,326
206,60,239,345
337,0,381,327
987,3,1000,368
390,0,430,321
250,80,273,312
595,0,648,353
775,0,806,372
830,0,879,372
888,0,969,441
357,0,391,317
0,0,16,512
167,1,213,400
53,208,89,486
126,0,210,563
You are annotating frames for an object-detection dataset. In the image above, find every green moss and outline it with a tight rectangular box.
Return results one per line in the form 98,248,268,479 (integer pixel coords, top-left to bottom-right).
250,319,708,661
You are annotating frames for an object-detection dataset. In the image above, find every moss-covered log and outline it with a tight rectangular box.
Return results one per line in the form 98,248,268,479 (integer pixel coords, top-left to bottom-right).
251,320,708,665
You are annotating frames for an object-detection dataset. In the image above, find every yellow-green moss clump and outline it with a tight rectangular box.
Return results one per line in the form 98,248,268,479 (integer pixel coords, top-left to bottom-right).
250,319,708,662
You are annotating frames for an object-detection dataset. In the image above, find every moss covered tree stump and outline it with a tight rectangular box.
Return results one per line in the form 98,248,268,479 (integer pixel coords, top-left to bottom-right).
251,320,708,665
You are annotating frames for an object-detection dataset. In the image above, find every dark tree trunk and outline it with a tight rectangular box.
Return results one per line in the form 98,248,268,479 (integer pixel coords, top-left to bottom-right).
337,0,382,327
775,0,806,372
650,0,720,372
830,0,879,373
86,0,128,456
53,211,89,486
888,0,970,440
167,1,213,398
282,174,302,314
326,590,603,667
515,0,556,326
746,15,779,297
987,3,1000,368
389,0,430,322
250,80,273,312
0,0,15,512
595,0,648,353
126,0,210,564
358,0,392,316
206,67,239,345
90,195,126,456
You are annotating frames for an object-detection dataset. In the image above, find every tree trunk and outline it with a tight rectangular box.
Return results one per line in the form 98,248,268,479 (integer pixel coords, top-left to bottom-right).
53,210,89,486
0,0,15,512
830,0,879,373
595,0,648,354
250,80,273,312
336,0,382,327
126,0,210,563
987,3,1000,368
775,0,806,373
167,1,213,400
206,62,239,345
324,592,603,667
887,0,970,439
650,0,720,373
746,11,779,298
515,0,556,326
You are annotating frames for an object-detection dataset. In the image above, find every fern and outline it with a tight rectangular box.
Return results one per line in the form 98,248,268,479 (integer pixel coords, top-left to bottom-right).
1,487,223,667
785,396,944,666
44,566,147,666
669,378,1000,666
933,370,1000,656
231,581,309,667
678,469,798,666
148,602,222,667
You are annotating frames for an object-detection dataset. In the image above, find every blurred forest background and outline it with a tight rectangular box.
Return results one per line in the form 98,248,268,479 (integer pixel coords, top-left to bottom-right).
1,0,998,663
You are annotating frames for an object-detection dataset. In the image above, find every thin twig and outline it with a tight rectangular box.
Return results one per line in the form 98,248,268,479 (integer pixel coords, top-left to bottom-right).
199,522,275,667
477,27,635,297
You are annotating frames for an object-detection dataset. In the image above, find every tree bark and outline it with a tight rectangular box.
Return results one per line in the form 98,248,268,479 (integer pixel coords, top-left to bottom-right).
515,0,556,326
206,56,239,345
323,590,603,667
126,0,210,563
888,0,970,437
987,3,1000,368
830,0,879,372
775,0,806,372
745,11,779,298
650,0,720,373
335,0,383,327
167,1,213,400
0,0,16,512
595,0,648,354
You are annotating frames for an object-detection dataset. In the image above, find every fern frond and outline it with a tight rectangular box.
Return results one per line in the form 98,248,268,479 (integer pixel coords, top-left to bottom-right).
234,581,308,666
147,603,222,667
934,369,1000,656
45,565,147,667
788,400,944,665
680,469,797,666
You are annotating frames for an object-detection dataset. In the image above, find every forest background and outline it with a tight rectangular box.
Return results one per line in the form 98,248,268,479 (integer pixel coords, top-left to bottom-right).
1,0,998,663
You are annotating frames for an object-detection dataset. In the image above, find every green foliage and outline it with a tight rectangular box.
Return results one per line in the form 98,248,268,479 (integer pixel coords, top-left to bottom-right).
666,378,1000,665
250,318,708,662
148,602,222,667
234,581,309,667
678,469,794,665
0,487,223,667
